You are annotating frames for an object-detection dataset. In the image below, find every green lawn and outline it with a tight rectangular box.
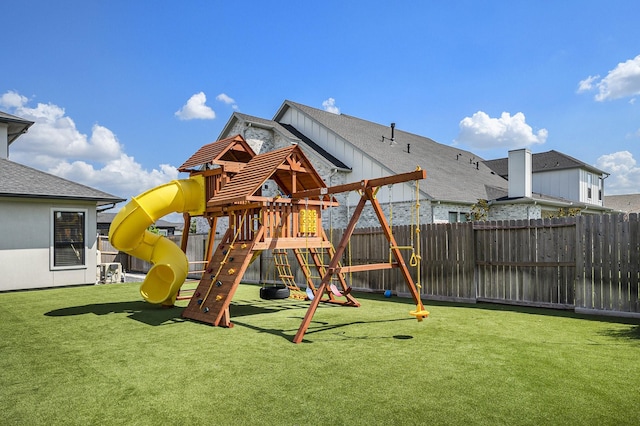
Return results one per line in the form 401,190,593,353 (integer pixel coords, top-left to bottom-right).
1,282,639,425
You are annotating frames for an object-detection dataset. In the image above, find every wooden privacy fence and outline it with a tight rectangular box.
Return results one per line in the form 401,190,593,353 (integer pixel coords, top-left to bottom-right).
101,213,640,317
319,214,640,316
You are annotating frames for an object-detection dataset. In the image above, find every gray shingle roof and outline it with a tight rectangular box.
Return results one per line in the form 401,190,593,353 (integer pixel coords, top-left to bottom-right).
274,101,509,203
484,150,608,178
604,194,640,213
0,158,124,205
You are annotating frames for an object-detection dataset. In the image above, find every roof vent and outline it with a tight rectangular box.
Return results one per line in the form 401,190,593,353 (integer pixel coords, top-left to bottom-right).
382,122,397,144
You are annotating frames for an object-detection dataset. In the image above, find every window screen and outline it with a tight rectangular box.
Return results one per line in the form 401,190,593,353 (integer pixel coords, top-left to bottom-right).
53,211,85,266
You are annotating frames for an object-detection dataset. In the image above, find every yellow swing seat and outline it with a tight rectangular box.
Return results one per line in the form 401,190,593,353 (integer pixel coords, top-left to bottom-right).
409,305,430,322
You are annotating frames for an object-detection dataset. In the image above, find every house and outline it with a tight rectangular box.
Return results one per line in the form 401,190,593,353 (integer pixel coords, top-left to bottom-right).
484,149,611,218
0,111,124,291
219,100,510,226
217,100,610,225
604,194,640,214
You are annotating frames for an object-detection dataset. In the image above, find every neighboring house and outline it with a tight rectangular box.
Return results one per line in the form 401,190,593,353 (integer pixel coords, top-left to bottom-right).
97,212,182,236
219,100,510,226
0,111,124,292
484,149,611,218
604,194,640,214
217,100,610,225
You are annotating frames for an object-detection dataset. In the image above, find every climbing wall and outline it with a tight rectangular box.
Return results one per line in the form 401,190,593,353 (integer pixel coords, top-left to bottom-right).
182,229,260,327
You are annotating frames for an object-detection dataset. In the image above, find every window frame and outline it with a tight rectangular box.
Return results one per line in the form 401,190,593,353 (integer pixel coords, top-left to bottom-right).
448,211,468,223
50,208,88,270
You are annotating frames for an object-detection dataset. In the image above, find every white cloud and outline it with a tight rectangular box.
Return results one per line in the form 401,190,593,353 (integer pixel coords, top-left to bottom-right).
577,75,599,93
322,98,340,114
455,111,548,150
175,92,216,120
0,90,28,109
596,151,640,194
9,98,122,165
3,91,179,205
216,93,238,110
579,54,640,101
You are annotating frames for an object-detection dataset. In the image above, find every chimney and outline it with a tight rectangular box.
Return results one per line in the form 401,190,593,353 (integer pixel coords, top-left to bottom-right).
390,122,395,141
508,148,532,198
0,123,8,159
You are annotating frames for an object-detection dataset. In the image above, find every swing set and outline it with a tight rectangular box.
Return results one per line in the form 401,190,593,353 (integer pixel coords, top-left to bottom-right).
170,135,428,343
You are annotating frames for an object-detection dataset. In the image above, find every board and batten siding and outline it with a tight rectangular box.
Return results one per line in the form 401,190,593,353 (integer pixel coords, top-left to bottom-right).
533,169,580,203
279,107,418,205
578,169,603,206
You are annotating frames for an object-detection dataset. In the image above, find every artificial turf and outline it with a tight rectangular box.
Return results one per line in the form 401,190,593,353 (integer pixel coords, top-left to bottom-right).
1,282,639,425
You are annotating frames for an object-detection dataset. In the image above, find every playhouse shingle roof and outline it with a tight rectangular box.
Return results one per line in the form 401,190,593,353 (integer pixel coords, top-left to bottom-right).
208,144,326,207
272,100,509,203
0,158,124,205
178,134,256,172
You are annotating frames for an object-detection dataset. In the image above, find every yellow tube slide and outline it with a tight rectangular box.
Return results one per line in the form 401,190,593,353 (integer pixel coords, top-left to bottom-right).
108,176,205,305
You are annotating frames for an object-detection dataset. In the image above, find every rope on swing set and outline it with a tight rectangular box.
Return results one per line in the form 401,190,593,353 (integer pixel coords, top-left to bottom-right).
407,170,429,321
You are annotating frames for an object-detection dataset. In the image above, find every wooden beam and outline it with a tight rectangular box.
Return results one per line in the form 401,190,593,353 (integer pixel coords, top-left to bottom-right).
338,262,398,273
253,238,333,250
291,168,426,199
276,164,309,173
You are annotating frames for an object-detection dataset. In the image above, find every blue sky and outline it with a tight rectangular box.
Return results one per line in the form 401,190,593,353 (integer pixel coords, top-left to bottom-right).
2,1,640,203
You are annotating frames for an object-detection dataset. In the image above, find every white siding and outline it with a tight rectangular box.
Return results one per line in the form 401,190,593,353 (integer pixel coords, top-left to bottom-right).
280,108,416,205
579,169,603,206
0,198,99,291
533,169,580,201
533,168,602,206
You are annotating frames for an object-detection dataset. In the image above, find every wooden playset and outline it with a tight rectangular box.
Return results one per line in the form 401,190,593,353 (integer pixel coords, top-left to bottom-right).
109,134,427,343
172,135,428,343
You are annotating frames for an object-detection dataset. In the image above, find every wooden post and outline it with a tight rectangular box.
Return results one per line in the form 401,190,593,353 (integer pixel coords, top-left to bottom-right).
293,196,368,343
180,212,191,253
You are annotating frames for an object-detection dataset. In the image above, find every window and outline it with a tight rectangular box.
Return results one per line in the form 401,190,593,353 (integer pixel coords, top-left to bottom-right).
599,178,603,201
53,210,86,267
448,212,468,223
587,174,592,199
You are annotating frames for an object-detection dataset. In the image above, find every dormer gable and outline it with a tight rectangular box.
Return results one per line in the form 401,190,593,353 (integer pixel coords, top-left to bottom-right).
207,144,327,208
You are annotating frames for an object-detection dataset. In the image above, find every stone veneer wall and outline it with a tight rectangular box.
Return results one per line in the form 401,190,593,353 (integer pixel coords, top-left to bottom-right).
488,203,542,221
